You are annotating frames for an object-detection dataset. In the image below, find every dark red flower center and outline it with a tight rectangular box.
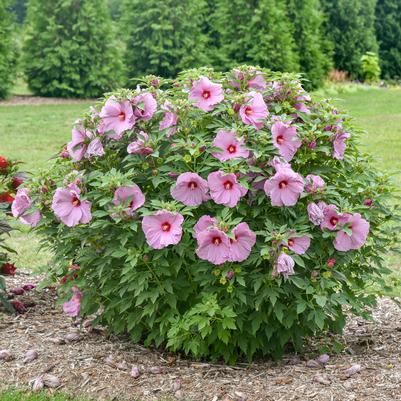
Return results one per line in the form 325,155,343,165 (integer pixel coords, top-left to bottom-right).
279,180,288,189
162,222,171,232
276,135,285,144
129,198,135,208
72,196,81,207
330,217,338,226
223,180,233,190
118,111,126,121
188,181,198,190
213,236,222,245
288,239,294,247
202,90,211,99
244,106,253,116
227,144,236,154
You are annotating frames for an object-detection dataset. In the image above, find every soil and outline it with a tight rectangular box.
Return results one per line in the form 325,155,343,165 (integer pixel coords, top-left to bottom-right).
1,272,401,401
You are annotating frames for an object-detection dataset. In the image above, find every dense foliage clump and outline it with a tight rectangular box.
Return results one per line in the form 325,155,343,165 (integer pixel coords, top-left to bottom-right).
18,67,397,362
22,0,123,98
0,0,17,99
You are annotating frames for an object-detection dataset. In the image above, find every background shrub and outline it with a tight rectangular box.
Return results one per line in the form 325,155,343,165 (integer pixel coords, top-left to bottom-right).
360,52,381,83
0,0,17,99
21,67,398,362
22,0,123,98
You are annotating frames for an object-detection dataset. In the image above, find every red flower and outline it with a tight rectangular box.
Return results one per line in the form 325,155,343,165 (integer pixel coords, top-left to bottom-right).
0,193,15,203
0,156,9,171
12,176,24,189
11,300,27,314
1,262,17,276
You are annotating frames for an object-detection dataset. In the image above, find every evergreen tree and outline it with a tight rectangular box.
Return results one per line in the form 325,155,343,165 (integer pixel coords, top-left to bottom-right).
0,0,17,99
286,0,330,89
321,0,378,78
211,0,299,73
10,0,27,23
122,0,209,79
375,0,401,79
22,0,123,98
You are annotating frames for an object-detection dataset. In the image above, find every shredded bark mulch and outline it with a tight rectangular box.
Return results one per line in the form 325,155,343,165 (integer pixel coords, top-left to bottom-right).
1,272,400,401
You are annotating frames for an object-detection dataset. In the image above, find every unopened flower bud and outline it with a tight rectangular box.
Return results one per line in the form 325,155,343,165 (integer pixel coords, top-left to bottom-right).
326,258,336,268
226,271,234,280
308,140,317,149
363,198,373,207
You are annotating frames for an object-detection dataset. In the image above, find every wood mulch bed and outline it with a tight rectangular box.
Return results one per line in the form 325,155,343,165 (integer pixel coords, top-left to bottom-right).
1,272,400,401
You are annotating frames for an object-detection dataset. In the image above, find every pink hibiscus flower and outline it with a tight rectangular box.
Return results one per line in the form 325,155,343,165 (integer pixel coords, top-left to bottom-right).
271,121,302,161
171,172,209,206
286,235,311,255
332,131,350,160
320,204,346,231
132,92,157,121
208,171,248,208
229,222,256,262
307,202,326,225
67,126,105,161
113,185,145,215
127,131,153,155
189,77,224,111
305,174,325,193
247,73,267,90
142,210,184,249
100,96,135,139
269,156,291,172
63,287,82,317
159,102,178,137
193,215,217,238
273,253,295,279
239,92,269,130
196,227,230,265
264,167,304,207
212,130,250,161
51,184,92,227
11,188,41,227
333,213,370,252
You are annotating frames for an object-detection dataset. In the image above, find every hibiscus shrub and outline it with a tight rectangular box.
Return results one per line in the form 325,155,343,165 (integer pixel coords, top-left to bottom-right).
18,66,397,362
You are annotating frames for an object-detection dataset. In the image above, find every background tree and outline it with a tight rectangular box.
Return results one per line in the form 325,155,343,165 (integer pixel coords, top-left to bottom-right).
321,0,378,78
122,0,209,79
375,0,401,80
286,0,331,89
22,0,123,98
10,0,27,23
245,0,299,72
0,0,17,99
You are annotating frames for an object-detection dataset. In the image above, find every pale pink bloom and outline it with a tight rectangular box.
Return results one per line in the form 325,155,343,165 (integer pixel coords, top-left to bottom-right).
332,131,350,160
287,235,311,255
193,215,217,238
273,253,295,279
86,138,105,158
239,92,269,130
212,130,249,161
67,126,90,161
271,121,301,161
269,156,291,172
305,174,325,193
294,102,310,114
142,210,184,249
208,171,248,208
113,185,145,215
171,172,209,206
333,213,370,252
264,167,304,207
320,204,346,231
11,188,41,227
127,131,153,155
229,222,256,262
132,92,157,121
159,102,178,137
63,287,82,317
248,73,267,90
196,227,230,265
189,77,224,111
51,184,92,227
307,202,326,225
100,96,135,139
